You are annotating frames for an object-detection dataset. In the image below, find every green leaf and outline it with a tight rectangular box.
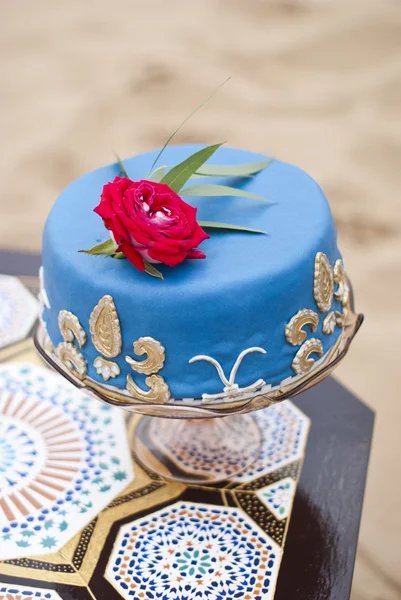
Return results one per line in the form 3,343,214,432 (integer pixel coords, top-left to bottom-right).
146,77,231,178
114,153,129,178
198,221,266,234
79,238,116,256
196,159,272,177
149,165,168,182
181,183,271,203
112,252,126,259
161,143,223,193
144,261,164,281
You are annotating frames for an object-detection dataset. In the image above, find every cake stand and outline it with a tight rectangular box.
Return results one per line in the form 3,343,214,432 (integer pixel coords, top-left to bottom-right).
34,278,363,484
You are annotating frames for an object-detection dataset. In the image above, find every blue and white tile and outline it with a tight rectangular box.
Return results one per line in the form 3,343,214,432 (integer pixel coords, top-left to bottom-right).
0,275,38,349
106,501,281,600
232,401,310,483
0,362,134,559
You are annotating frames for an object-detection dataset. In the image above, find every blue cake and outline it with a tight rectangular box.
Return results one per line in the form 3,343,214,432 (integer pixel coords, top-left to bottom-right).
40,145,349,406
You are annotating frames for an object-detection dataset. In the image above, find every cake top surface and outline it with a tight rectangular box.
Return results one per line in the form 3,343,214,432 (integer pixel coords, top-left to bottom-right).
45,144,337,293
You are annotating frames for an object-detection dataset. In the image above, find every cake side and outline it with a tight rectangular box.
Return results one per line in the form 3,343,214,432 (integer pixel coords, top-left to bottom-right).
41,145,345,403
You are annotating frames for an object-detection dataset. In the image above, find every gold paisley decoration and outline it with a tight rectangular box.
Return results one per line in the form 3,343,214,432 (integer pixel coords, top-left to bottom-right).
56,341,87,380
285,309,319,346
93,357,120,381
334,259,345,301
314,252,334,313
125,336,166,374
292,338,323,375
89,295,122,358
126,373,171,404
58,310,86,348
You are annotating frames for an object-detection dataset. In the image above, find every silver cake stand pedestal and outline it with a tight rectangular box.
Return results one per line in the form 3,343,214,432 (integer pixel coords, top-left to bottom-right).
34,281,363,484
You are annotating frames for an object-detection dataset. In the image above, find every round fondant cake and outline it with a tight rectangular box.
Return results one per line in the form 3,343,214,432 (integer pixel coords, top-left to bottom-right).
40,144,348,406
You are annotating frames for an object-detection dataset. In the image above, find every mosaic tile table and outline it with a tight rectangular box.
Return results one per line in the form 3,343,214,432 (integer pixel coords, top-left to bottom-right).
0,252,374,600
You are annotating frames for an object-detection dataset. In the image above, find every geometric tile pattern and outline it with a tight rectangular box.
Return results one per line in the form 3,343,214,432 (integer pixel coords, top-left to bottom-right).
106,501,281,600
232,401,310,482
0,276,38,350
0,339,310,600
256,477,297,521
0,583,62,600
0,363,134,559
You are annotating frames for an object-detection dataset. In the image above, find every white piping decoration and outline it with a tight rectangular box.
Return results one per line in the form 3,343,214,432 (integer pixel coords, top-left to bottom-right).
189,347,267,403
39,266,51,310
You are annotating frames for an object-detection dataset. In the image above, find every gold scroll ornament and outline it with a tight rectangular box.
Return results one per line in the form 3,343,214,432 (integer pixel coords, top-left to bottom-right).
56,310,87,379
126,336,170,403
89,295,122,358
58,310,86,347
57,341,87,379
285,309,319,346
126,337,166,374
126,374,171,404
292,338,323,375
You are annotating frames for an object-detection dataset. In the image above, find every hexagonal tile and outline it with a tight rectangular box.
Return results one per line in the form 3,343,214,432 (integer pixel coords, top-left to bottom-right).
0,362,134,560
0,275,38,349
105,501,281,600
232,401,310,483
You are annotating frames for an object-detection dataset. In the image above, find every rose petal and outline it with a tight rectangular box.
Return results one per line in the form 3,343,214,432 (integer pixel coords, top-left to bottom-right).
115,209,152,246
119,242,146,272
190,223,210,247
94,185,114,220
151,238,194,254
179,199,198,223
148,247,189,267
110,215,129,245
187,249,207,259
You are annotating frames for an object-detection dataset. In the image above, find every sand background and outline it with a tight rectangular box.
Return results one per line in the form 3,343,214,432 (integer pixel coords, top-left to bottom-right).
1,0,401,597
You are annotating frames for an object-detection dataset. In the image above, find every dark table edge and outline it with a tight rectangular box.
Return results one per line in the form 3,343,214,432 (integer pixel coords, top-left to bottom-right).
275,376,375,600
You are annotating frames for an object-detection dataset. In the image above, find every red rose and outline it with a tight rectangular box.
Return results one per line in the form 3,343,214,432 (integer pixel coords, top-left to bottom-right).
94,177,209,272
